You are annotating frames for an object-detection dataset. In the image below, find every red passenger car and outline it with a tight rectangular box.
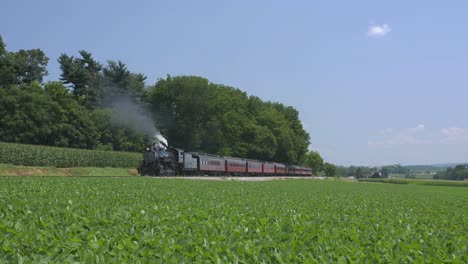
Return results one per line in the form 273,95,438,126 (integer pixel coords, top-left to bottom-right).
263,162,275,175
247,160,263,175
291,166,302,176
275,163,286,175
194,153,225,175
226,157,247,175
304,167,313,176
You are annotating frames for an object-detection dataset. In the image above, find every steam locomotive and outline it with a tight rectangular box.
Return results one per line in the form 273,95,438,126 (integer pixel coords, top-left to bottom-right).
137,143,313,177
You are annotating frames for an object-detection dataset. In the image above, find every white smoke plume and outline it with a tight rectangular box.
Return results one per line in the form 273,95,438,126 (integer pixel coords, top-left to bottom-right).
102,93,168,147
154,132,168,149
108,96,155,135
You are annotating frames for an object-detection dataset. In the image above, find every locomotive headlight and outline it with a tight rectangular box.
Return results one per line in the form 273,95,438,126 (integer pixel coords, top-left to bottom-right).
146,148,149,150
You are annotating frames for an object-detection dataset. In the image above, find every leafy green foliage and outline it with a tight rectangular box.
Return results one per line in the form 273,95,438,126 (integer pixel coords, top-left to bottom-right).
58,50,102,108
302,151,323,173
147,75,310,163
0,83,99,149
102,60,146,98
323,162,337,177
0,39,48,87
0,142,140,168
0,178,466,262
58,52,147,110
0,35,5,55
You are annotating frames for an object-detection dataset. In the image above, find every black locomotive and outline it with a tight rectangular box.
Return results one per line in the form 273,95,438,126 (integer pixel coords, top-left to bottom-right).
137,143,185,176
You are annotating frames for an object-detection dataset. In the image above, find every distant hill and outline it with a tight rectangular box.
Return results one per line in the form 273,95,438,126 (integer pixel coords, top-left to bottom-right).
430,163,468,168
404,163,468,173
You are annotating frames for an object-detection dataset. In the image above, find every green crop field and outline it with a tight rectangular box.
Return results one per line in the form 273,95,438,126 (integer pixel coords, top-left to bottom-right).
0,178,466,263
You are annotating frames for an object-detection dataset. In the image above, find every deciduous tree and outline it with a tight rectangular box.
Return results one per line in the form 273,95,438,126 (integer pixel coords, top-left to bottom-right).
303,151,324,173
323,162,337,177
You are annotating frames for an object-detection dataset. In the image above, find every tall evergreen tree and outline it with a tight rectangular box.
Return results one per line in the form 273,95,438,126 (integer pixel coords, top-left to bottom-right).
58,50,102,108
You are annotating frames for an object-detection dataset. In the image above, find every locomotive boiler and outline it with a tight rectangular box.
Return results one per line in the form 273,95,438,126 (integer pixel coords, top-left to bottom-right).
137,142,185,176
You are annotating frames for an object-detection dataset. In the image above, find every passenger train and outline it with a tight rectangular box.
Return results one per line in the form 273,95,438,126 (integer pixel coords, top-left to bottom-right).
137,144,312,177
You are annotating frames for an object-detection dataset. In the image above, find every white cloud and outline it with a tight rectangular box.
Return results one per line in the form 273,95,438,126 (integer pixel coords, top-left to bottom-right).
370,125,468,147
441,127,464,137
369,124,432,147
441,127,468,143
367,23,392,37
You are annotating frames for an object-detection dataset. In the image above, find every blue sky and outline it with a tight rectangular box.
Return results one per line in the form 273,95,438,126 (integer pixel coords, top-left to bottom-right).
2,0,468,166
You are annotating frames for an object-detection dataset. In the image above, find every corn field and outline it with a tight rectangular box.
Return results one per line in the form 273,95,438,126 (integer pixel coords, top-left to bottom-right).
0,142,140,168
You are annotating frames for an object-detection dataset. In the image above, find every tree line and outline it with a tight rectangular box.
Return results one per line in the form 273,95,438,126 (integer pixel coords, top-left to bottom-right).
334,164,411,178
335,164,468,181
434,165,468,181
0,35,323,167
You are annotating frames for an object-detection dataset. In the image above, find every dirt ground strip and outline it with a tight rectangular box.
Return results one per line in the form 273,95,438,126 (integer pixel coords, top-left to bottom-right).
149,176,327,181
